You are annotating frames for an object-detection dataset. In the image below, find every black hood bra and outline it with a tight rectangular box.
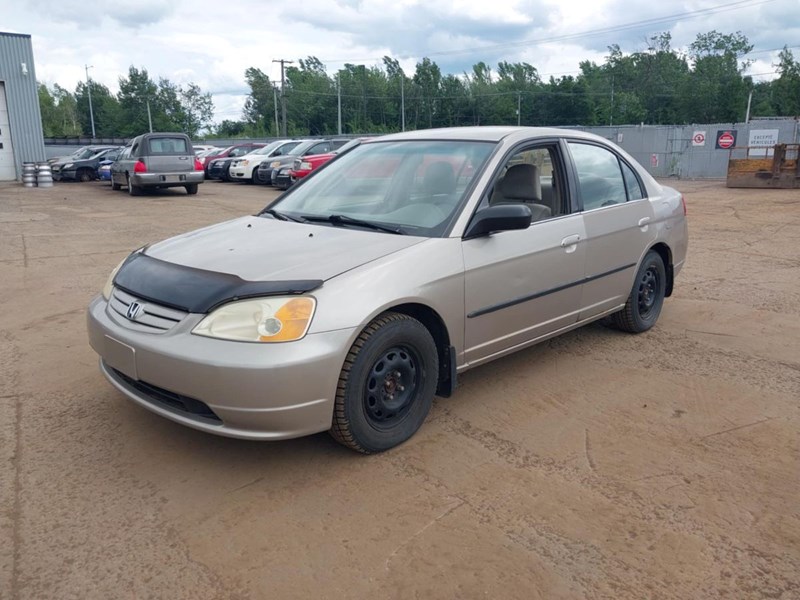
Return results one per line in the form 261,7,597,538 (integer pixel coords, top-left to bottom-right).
113,252,323,313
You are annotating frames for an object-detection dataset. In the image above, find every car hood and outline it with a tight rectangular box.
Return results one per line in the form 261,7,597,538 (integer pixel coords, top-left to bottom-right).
144,215,427,282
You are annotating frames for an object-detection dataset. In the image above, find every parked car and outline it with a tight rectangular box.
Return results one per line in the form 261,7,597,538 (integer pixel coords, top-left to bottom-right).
206,143,266,181
257,139,349,189
98,159,114,182
51,146,123,182
198,147,225,169
289,137,369,185
110,132,204,196
229,140,301,183
48,145,116,166
88,126,688,453
193,145,218,156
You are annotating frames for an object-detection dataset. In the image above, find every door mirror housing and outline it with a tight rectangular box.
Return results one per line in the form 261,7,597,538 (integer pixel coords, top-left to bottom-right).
464,204,532,239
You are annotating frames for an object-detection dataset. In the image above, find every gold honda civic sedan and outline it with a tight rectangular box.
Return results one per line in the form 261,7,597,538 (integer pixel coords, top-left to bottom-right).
87,127,688,453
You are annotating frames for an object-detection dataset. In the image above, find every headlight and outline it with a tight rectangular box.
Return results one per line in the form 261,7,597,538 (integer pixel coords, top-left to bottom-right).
300,161,312,170
269,160,282,168
63,163,74,169
102,257,127,300
193,297,316,343
241,159,249,166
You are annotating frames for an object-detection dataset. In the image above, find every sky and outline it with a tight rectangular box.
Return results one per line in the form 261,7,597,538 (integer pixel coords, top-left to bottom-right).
2,0,798,124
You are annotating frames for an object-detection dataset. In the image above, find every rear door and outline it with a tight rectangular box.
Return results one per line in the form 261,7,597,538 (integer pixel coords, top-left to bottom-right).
143,135,193,173
565,141,656,320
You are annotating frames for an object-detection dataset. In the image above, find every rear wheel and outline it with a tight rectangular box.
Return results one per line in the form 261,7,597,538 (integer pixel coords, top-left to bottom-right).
609,250,666,333
185,184,198,195
126,175,141,197
330,312,438,453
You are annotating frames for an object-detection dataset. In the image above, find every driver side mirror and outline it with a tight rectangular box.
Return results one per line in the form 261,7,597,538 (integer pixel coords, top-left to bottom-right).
464,204,532,239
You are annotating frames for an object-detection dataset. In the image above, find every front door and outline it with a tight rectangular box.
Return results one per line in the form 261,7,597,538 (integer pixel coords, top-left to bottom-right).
463,143,586,366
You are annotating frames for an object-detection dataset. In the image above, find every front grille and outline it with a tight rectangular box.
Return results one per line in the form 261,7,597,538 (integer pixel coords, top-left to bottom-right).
110,288,188,332
110,367,222,424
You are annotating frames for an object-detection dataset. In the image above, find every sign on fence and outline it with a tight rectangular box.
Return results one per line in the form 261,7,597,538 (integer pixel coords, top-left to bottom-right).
716,130,737,150
692,131,706,146
748,129,779,157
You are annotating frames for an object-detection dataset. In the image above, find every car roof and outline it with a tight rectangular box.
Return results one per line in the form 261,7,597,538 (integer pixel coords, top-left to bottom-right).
374,126,611,144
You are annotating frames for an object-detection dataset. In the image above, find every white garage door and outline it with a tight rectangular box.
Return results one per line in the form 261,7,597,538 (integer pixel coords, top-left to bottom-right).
0,82,17,181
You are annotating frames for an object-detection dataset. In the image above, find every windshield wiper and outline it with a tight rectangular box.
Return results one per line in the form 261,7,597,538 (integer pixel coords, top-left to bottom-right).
262,208,307,223
300,214,406,235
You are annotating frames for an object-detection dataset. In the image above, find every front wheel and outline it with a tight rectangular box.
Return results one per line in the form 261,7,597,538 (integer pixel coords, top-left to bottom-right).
330,312,439,453
609,250,666,333
78,169,94,182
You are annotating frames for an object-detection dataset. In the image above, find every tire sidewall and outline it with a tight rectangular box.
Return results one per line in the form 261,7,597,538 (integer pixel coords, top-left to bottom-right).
342,318,438,452
632,251,666,330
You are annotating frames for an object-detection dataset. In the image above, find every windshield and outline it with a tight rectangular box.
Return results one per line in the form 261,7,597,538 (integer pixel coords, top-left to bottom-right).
72,147,103,160
251,141,285,156
265,140,495,237
286,140,318,157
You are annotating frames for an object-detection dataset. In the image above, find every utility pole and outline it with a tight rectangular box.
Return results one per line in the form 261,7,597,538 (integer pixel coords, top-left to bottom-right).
517,91,521,126
400,76,405,132
609,75,615,127
85,64,96,140
273,59,293,136
337,72,342,135
744,90,753,124
146,100,153,133
273,85,280,136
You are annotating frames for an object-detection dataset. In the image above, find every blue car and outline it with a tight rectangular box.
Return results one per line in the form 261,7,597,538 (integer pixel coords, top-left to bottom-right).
98,159,114,182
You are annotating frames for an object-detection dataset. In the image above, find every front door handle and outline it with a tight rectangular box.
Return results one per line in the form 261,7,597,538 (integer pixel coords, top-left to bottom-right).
560,234,581,248
638,217,651,227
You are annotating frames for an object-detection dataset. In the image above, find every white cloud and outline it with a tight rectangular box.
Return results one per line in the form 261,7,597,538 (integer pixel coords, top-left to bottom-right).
2,0,795,122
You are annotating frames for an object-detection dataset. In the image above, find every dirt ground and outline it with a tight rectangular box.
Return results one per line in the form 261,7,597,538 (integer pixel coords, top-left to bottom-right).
0,177,798,599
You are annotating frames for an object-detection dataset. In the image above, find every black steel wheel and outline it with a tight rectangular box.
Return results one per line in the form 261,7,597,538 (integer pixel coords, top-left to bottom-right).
78,168,94,183
609,250,666,333
330,312,438,453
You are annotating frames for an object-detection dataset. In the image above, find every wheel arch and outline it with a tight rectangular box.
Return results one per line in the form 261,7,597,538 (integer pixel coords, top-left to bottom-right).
649,242,674,297
383,302,456,398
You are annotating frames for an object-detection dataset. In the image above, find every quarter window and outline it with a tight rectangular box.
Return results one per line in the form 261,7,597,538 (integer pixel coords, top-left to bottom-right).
620,161,645,200
568,142,628,210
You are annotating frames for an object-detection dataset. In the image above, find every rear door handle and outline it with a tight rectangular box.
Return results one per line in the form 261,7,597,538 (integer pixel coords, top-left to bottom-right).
638,217,651,227
560,234,581,248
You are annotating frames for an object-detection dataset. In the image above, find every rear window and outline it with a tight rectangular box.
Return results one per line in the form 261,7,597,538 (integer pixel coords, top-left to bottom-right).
148,137,190,155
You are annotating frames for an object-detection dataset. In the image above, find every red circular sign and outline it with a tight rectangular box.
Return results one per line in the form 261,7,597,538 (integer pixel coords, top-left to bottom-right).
693,133,705,144
718,132,735,149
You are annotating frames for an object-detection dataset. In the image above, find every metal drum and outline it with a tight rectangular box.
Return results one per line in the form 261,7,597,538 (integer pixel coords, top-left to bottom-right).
36,162,54,188
22,162,37,187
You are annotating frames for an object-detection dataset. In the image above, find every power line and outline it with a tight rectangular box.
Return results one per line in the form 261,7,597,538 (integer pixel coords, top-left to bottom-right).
319,0,778,64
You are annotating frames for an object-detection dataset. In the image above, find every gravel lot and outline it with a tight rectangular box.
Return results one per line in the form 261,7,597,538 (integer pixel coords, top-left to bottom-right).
1,178,798,599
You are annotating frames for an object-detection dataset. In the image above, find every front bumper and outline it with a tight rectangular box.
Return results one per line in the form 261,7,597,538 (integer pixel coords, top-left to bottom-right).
87,295,355,440
130,172,204,187
52,168,76,181
273,169,293,189
229,162,258,180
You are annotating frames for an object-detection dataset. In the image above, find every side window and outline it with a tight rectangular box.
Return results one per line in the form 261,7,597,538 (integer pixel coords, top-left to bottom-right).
309,142,331,154
131,143,139,156
620,161,645,200
488,145,564,222
568,142,627,210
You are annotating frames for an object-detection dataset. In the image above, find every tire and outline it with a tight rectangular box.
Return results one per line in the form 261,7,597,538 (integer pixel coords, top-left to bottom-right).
330,312,439,453
185,184,198,195
78,169,94,183
126,175,141,197
609,250,666,333
111,178,121,191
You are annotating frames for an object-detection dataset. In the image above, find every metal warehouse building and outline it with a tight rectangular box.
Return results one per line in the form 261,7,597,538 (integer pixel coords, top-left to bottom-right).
0,32,46,181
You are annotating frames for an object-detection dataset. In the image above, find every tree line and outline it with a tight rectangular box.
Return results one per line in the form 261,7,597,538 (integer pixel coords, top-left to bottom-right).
38,66,214,138
38,31,800,140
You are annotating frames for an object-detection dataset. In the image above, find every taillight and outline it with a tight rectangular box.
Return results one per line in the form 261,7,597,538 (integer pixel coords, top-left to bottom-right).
194,159,203,171
681,194,687,216
133,160,147,173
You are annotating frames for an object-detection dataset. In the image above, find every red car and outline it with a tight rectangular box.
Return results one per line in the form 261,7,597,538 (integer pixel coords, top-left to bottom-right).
289,138,367,185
